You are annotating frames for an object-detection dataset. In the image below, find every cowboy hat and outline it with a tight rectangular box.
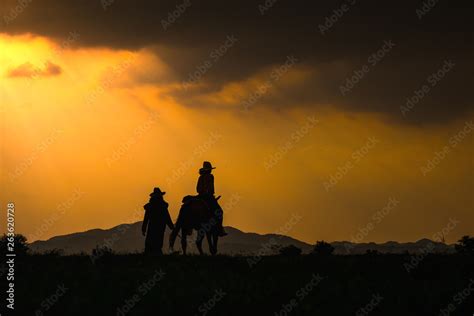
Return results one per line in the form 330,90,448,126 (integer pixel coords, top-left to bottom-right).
200,161,216,172
149,187,166,197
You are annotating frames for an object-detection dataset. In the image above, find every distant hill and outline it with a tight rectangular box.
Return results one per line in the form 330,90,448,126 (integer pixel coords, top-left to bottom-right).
29,222,314,255
29,222,455,255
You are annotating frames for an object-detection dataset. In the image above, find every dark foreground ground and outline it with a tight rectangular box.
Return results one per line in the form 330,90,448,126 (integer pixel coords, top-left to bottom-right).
6,254,474,315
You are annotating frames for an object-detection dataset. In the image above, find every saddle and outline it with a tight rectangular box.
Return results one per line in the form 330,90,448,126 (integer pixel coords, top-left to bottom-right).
182,195,221,208
182,195,200,204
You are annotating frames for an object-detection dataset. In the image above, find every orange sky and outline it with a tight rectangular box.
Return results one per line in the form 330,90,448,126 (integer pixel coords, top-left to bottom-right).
0,34,472,244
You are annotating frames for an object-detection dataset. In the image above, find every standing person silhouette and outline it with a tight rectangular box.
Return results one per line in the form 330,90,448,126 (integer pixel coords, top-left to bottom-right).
142,187,174,255
197,161,227,236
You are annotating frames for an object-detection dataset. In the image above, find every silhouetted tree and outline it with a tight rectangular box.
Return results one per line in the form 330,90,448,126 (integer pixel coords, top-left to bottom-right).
0,234,29,255
454,235,474,255
279,245,302,256
312,240,334,256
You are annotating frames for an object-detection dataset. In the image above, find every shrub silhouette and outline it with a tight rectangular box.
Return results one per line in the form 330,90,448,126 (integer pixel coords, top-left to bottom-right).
279,245,302,256
43,248,64,256
454,235,474,255
91,245,115,258
0,234,29,255
312,240,334,255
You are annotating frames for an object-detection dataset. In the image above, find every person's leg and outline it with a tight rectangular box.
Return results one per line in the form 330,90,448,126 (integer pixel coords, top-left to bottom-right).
201,195,226,236
144,235,151,254
157,231,164,255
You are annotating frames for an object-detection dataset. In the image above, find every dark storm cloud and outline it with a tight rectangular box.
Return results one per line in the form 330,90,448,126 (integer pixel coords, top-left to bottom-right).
1,0,472,123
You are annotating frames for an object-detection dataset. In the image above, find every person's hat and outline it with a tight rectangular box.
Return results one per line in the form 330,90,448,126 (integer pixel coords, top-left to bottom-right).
200,161,216,172
150,187,166,197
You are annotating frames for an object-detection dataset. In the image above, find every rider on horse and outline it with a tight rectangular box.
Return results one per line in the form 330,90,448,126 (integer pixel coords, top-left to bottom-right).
197,161,227,237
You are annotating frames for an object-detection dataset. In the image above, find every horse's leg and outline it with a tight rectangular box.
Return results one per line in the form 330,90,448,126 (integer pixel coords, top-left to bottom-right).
206,232,214,255
196,229,205,255
211,233,219,255
181,229,187,255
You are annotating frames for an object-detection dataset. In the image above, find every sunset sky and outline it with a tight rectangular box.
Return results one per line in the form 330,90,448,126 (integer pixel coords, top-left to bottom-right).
0,0,472,244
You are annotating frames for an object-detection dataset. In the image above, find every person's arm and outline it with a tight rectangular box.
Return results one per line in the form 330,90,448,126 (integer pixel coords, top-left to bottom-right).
197,175,203,194
142,206,149,236
165,209,174,230
162,202,174,230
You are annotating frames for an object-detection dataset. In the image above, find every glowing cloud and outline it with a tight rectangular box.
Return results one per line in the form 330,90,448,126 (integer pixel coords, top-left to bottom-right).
7,60,62,78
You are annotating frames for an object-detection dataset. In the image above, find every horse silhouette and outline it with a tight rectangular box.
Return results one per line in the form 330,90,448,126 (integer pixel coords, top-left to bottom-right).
169,196,221,255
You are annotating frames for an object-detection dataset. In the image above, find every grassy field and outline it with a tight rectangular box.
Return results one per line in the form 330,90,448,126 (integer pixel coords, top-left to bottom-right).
9,254,474,315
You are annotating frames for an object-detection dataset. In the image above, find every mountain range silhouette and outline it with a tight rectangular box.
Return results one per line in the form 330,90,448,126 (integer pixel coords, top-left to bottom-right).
29,222,455,255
